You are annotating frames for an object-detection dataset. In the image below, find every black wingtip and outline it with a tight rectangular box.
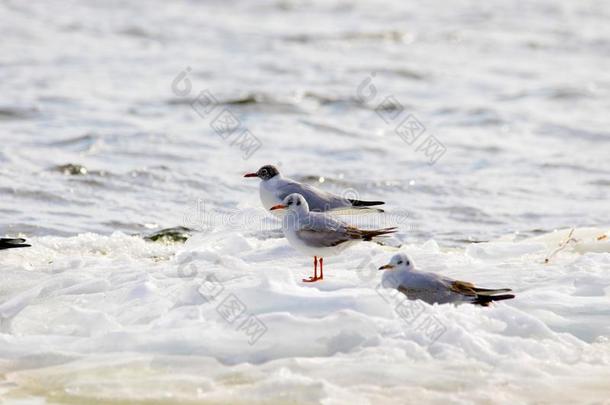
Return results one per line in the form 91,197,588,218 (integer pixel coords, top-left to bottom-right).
0,238,31,250
362,227,398,241
474,294,515,306
347,199,385,207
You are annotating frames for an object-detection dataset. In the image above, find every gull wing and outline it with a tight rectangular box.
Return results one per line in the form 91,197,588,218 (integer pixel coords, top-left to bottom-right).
295,213,355,248
275,179,349,212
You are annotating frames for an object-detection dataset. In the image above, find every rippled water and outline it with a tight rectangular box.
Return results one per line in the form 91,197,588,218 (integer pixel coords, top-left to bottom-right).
1,0,609,403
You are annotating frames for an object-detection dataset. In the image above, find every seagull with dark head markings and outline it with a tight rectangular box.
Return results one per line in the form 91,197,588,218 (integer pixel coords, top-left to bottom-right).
379,253,515,306
271,193,396,282
245,165,385,214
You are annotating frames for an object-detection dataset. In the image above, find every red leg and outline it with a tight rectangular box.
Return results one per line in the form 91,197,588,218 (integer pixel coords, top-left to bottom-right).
303,256,319,282
319,257,324,280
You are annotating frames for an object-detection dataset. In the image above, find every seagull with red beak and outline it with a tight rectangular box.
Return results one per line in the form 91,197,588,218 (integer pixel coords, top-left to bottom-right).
271,193,396,282
245,165,385,215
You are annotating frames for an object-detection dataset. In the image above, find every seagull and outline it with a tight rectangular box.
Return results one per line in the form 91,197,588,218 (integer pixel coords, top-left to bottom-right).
271,193,396,282
379,253,515,306
245,165,385,214
0,238,30,250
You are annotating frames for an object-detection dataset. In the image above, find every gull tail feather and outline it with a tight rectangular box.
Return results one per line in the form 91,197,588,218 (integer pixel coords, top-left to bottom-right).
360,227,398,241
347,199,385,207
473,294,515,307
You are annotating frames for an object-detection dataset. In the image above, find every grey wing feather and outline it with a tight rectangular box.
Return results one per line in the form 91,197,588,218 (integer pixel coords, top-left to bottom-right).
397,272,466,304
276,179,349,212
295,213,352,247
414,271,454,291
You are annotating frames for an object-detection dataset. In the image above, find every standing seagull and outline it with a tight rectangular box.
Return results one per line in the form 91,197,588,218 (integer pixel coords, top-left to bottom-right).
271,193,396,282
245,165,385,214
0,238,30,250
379,253,515,306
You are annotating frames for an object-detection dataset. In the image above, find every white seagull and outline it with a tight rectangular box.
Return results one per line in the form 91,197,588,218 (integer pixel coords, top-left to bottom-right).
245,165,385,214
0,238,30,250
271,193,396,282
379,253,515,306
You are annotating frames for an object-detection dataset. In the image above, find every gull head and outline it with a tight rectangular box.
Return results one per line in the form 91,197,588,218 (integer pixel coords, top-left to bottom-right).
244,165,280,181
379,253,414,271
270,193,309,213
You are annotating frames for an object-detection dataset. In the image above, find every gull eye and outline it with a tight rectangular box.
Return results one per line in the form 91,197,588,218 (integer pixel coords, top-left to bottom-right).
397,260,403,265
287,200,293,205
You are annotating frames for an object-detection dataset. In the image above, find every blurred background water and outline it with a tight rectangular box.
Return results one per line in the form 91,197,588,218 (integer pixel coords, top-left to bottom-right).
1,0,608,244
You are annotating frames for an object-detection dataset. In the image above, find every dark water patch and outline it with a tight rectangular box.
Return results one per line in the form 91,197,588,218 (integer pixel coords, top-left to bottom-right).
301,92,371,109
350,67,428,81
222,94,306,114
38,95,79,104
145,226,192,244
547,87,593,100
388,68,427,81
223,94,259,105
166,92,305,114
0,106,39,120
589,179,610,187
435,106,504,127
451,143,503,155
54,164,88,176
50,163,111,178
119,26,153,38
449,237,489,246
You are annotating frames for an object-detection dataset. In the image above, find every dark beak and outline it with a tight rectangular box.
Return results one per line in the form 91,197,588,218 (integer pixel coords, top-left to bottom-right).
270,204,287,211
244,172,258,178
378,264,395,271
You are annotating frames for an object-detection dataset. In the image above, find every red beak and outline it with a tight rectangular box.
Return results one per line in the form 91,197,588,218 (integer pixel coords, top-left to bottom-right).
244,172,258,178
270,204,287,211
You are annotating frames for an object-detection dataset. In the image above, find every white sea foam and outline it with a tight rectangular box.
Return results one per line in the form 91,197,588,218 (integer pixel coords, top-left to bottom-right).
1,229,609,403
